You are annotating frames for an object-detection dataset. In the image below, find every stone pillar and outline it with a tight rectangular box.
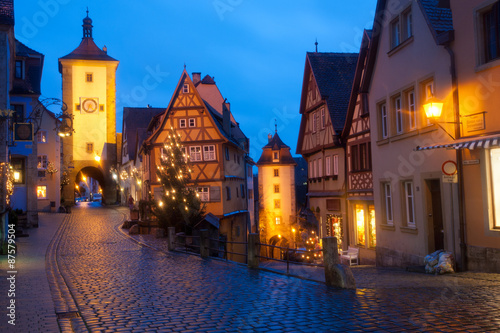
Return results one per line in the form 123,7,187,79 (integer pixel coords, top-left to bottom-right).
323,237,356,289
247,233,260,269
167,227,176,251
200,229,209,259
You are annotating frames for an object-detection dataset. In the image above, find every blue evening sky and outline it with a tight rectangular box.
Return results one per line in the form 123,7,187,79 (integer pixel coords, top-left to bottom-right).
14,0,376,161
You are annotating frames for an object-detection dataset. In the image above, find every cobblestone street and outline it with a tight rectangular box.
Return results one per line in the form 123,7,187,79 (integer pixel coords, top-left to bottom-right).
2,203,500,332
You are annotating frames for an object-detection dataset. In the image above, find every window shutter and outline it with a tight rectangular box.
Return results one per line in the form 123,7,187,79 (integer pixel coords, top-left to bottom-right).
210,186,221,202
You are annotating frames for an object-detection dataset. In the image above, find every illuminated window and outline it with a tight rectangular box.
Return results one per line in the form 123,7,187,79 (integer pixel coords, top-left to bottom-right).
275,216,281,225
355,204,365,246
274,184,280,193
37,155,48,169
37,130,47,143
179,119,186,128
197,187,209,202
203,145,216,161
37,186,47,199
490,148,500,228
404,181,415,226
86,73,93,82
369,205,376,248
189,146,202,161
189,118,196,127
274,199,280,209
11,157,25,184
274,169,279,177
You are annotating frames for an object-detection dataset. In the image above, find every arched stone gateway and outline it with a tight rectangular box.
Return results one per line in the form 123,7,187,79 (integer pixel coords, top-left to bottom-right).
268,235,289,260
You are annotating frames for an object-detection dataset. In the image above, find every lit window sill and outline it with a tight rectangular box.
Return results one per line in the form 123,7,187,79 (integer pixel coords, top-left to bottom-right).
401,226,418,234
388,36,414,57
475,58,500,73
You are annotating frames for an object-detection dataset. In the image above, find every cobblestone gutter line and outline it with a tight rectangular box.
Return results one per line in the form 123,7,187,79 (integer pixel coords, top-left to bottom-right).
45,213,88,332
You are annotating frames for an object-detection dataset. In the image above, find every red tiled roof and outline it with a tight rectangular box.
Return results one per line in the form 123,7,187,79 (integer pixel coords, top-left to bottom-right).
60,37,117,61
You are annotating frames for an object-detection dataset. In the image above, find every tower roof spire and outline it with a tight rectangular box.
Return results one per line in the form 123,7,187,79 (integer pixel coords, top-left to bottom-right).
82,8,93,39
315,38,318,53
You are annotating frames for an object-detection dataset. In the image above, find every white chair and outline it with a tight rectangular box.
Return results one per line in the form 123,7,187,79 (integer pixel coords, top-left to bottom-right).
340,246,359,266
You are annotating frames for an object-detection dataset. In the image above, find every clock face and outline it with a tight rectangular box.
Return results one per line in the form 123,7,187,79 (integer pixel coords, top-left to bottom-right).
82,98,98,113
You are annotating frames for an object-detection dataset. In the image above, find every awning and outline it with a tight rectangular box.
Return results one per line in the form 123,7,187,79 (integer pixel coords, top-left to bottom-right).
415,133,500,151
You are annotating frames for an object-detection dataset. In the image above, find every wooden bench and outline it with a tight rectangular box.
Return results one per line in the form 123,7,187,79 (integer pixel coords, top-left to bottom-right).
340,246,359,266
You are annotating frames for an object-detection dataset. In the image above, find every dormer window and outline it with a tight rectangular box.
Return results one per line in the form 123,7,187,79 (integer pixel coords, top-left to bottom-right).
183,84,189,93
273,151,279,162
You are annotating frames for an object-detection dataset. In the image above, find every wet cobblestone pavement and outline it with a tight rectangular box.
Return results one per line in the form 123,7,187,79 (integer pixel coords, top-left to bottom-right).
2,203,500,332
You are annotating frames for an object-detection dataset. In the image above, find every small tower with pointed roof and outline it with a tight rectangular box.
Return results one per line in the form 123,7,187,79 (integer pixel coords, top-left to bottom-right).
257,128,297,252
59,11,119,205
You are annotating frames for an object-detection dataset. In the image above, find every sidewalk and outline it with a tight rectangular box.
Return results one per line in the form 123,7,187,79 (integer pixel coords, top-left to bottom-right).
128,231,500,290
0,212,66,332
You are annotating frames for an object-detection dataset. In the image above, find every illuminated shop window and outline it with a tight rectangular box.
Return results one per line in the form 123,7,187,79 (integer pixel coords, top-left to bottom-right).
369,205,376,248
491,148,500,228
37,186,47,199
355,204,365,246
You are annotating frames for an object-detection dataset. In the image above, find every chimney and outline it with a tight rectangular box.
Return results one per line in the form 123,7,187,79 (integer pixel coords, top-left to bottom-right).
268,134,272,143
103,45,107,53
437,0,450,8
223,99,231,137
192,72,201,85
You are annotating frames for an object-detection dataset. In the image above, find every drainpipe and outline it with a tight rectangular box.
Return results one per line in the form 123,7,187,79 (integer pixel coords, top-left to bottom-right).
445,44,467,271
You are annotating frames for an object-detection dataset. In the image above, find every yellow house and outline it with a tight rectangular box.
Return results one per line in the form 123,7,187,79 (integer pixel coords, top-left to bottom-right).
257,131,297,251
142,70,251,262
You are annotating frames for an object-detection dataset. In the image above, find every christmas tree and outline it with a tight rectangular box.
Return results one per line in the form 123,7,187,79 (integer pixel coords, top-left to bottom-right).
152,128,205,232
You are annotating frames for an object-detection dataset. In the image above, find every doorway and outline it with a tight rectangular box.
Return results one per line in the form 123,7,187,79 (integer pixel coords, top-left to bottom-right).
425,179,444,252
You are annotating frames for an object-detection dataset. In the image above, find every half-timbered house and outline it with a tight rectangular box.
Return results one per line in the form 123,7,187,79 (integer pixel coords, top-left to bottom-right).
296,52,358,247
141,69,251,262
341,30,376,264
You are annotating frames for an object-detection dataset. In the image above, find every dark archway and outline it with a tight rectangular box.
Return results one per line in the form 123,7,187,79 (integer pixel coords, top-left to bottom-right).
269,235,289,259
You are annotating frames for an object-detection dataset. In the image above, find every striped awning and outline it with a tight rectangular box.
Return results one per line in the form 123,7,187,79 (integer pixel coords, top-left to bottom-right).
416,133,500,151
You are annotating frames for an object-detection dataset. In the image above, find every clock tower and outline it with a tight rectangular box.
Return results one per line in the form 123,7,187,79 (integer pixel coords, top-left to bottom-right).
59,11,119,204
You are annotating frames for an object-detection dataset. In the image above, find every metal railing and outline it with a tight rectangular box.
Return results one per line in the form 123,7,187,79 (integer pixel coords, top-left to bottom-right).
208,237,248,262
257,243,324,275
174,234,201,254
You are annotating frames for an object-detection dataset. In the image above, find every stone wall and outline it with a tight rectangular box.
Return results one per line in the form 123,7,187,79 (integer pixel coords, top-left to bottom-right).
467,245,500,273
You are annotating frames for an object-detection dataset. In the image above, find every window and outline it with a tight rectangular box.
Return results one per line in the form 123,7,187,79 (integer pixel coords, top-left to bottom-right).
179,119,186,128
274,169,279,177
313,159,317,178
318,157,323,177
225,147,230,160
236,186,239,198
11,157,25,184
395,96,403,134
181,147,188,162
240,184,245,198
37,155,48,169
274,199,281,209
333,155,339,176
325,156,332,176
308,161,313,178
237,155,240,164
37,186,47,199
10,104,24,123
86,73,93,82
482,2,500,63
423,81,434,125
86,142,94,153
203,145,216,161
183,84,189,93
408,91,416,130
404,181,416,226
274,184,280,193
196,187,210,202
189,118,196,127
384,182,393,225
490,148,500,228
275,216,281,225
351,144,371,172
312,111,319,133
351,145,359,171
368,205,376,248
189,146,202,161
380,103,388,139
15,60,23,79
320,108,326,129
273,151,279,162
99,105,104,112
37,130,47,143
226,186,231,200
391,6,412,49
355,204,366,246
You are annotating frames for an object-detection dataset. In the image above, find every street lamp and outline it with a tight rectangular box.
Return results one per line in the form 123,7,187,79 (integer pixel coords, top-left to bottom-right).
423,97,444,119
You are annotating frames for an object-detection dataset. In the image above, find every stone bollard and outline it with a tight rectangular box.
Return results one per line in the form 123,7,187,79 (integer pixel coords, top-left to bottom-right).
247,233,260,269
200,229,209,259
167,227,176,251
323,237,356,289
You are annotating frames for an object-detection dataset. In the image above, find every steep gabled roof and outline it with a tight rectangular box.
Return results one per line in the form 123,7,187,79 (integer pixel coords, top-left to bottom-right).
59,38,117,62
257,132,296,166
418,0,454,44
306,52,358,133
12,39,44,95
123,107,165,159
